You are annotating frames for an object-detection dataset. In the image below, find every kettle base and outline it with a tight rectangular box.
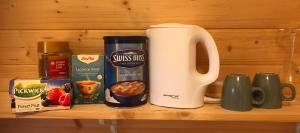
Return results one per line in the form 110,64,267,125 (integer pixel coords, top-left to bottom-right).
149,102,205,109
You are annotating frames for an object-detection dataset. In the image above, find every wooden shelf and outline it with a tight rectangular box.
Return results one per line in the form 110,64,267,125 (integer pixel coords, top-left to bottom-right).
1,92,300,122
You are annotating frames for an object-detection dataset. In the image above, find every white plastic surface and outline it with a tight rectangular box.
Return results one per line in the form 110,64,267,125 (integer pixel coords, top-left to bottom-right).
146,23,220,108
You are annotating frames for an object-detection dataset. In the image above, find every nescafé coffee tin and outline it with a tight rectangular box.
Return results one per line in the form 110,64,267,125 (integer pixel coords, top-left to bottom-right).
104,36,148,107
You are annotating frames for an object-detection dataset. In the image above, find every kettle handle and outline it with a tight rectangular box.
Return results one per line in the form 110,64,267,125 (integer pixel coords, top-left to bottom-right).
193,26,220,85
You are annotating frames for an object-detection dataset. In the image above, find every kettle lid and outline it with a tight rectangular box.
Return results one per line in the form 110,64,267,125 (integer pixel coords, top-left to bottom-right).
149,23,196,28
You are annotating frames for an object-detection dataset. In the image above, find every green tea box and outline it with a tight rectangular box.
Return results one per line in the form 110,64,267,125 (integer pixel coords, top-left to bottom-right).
72,55,104,104
9,79,72,113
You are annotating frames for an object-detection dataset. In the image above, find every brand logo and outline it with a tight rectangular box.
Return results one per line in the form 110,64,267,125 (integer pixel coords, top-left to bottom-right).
163,94,179,99
111,50,145,67
81,56,95,61
77,55,99,64
14,83,46,99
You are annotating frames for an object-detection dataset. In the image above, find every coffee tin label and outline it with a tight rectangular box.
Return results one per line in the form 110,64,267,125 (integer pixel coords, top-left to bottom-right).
48,59,68,78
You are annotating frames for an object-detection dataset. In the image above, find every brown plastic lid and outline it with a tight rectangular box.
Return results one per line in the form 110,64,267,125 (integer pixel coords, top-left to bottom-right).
38,41,70,53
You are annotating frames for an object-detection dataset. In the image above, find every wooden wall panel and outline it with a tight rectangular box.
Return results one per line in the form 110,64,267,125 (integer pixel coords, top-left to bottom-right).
0,128,111,133
0,0,300,133
0,29,299,95
0,65,276,91
0,64,295,93
0,29,298,65
0,119,296,133
0,0,299,132
0,0,300,29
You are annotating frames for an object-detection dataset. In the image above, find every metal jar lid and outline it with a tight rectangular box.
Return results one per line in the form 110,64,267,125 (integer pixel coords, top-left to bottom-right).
103,36,147,44
38,41,70,53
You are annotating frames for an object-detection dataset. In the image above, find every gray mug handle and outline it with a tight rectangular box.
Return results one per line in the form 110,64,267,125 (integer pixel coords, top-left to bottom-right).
281,83,296,101
252,87,265,106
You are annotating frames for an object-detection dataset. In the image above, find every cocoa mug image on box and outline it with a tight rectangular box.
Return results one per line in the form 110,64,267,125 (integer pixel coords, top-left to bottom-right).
252,73,296,109
104,36,148,107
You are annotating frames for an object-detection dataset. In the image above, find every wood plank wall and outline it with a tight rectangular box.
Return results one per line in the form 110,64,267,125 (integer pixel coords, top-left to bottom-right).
0,0,299,29
0,29,299,96
0,0,299,132
0,119,297,133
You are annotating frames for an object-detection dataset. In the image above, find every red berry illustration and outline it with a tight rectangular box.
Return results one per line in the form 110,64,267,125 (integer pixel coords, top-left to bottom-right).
58,93,70,106
47,88,64,105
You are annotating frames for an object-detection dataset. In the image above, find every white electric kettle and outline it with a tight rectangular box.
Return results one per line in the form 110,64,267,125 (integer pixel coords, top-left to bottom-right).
146,23,220,108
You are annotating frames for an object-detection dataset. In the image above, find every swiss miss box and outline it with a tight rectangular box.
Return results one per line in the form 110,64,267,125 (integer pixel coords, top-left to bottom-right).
103,36,148,107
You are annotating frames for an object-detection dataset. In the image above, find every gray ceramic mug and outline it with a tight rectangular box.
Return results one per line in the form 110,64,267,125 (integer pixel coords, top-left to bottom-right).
221,74,265,111
252,73,296,109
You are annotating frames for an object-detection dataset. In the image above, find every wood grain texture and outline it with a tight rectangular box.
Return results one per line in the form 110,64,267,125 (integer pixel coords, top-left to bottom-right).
1,92,300,121
0,127,111,133
117,128,295,133
0,64,299,94
0,64,296,93
0,119,296,133
0,0,299,131
0,0,300,29
117,120,296,129
0,29,299,65
0,29,299,102
0,127,295,133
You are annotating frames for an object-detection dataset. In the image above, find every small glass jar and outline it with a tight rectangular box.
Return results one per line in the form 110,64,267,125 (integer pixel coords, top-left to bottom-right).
38,41,71,79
